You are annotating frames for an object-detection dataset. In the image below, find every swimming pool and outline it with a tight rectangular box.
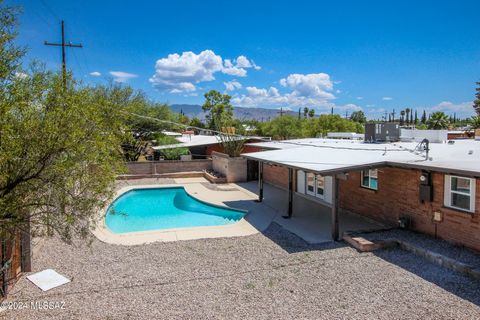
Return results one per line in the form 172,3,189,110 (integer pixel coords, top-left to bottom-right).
105,187,246,234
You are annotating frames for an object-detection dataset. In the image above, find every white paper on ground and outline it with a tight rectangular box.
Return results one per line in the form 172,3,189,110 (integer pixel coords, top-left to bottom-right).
26,269,71,291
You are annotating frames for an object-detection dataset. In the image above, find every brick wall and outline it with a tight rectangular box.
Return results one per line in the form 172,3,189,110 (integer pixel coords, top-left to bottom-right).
205,144,224,155
339,167,480,251
263,164,290,189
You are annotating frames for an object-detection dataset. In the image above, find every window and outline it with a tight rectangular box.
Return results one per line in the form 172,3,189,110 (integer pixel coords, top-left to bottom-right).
361,169,378,190
306,173,315,196
444,175,476,212
305,173,325,199
316,176,324,197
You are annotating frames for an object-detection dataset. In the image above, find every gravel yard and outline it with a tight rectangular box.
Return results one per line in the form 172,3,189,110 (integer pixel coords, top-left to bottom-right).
3,223,480,320
360,228,480,268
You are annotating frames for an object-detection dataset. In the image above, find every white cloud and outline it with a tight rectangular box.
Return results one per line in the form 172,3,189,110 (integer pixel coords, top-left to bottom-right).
109,71,138,83
222,65,247,77
279,73,335,100
90,71,101,76
233,73,336,108
224,80,242,91
428,101,474,117
382,96,393,101
357,96,363,100
149,50,260,93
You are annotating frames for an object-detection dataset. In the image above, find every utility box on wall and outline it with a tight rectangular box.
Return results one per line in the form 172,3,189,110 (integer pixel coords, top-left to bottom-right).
419,171,433,202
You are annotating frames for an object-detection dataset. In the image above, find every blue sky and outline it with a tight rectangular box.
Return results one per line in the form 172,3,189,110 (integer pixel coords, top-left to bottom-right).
10,0,480,118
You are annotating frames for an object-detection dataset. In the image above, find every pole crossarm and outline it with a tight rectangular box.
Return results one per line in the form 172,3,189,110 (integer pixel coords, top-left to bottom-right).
44,20,82,87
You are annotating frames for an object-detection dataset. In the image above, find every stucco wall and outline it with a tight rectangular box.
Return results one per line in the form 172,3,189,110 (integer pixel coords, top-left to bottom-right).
126,160,212,176
212,151,247,183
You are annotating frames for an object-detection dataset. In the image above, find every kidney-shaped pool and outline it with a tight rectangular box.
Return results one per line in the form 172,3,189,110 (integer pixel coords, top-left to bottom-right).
105,187,246,234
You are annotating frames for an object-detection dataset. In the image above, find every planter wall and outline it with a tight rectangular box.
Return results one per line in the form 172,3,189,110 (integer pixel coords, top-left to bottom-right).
212,151,247,183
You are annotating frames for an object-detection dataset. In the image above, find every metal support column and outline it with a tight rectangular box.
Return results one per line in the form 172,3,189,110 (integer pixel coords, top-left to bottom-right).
331,175,339,241
257,161,264,202
284,168,293,218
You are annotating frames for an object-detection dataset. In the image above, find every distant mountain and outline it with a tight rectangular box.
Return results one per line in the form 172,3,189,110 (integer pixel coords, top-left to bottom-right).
170,104,298,121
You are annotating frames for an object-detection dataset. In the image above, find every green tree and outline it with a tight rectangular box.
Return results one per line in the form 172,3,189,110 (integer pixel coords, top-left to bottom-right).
308,108,315,118
127,100,175,137
201,90,233,130
400,110,405,125
0,3,24,84
158,147,190,160
0,70,130,241
474,81,480,115
303,107,309,118
421,110,427,124
189,117,205,129
262,115,302,139
350,110,366,123
427,112,450,129
0,3,134,242
304,114,363,137
405,108,410,125
470,116,480,129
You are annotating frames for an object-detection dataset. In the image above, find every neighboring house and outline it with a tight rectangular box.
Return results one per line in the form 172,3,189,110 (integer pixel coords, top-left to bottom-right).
447,130,474,140
242,138,480,251
152,134,264,159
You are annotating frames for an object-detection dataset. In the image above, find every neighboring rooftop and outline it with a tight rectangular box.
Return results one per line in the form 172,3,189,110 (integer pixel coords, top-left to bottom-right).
243,138,480,176
153,134,263,150
152,134,222,150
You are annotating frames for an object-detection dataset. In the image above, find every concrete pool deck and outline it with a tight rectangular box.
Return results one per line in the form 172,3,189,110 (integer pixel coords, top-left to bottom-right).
93,177,384,245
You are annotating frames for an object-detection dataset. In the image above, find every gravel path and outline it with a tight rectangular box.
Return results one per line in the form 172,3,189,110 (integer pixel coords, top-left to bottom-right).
2,223,480,320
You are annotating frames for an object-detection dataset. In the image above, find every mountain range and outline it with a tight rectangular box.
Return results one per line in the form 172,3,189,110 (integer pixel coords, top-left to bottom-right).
170,104,299,122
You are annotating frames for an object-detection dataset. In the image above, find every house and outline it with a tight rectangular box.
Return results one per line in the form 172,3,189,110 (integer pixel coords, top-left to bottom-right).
242,137,480,251
152,134,264,159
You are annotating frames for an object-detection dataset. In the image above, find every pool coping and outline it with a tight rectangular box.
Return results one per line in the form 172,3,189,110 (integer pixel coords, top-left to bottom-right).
91,184,260,245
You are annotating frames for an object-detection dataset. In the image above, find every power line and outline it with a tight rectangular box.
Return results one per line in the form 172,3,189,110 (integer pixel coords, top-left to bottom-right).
39,0,60,20
123,111,427,159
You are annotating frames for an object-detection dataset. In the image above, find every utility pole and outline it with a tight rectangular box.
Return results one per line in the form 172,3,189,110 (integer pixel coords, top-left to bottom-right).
391,109,396,123
277,107,286,117
44,20,83,88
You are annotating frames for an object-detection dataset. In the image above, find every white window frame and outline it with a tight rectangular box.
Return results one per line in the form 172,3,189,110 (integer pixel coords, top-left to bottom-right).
306,172,316,196
316,175,325,198
361,169,378,190
444,175,476,213
305,173,325,200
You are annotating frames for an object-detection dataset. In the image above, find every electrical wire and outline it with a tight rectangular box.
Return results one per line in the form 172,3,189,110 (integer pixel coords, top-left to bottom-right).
123,111,427,159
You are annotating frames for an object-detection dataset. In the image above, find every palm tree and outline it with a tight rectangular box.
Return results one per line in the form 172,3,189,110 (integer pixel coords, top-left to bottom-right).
400,110,405,125
308,109,315,118
405,108,410,125
427,112,450,129
303,107,309,118
471,116,480,129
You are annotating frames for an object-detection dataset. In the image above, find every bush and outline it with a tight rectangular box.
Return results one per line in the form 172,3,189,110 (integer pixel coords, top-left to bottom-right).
158,147,190,160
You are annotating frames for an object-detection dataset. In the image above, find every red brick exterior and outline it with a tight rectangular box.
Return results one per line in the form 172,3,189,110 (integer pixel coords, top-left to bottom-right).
339,167,480,251
263,164,289,189
205,144,225,155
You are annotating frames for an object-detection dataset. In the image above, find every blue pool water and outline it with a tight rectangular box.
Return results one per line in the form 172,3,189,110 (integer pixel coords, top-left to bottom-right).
105,187,245,233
